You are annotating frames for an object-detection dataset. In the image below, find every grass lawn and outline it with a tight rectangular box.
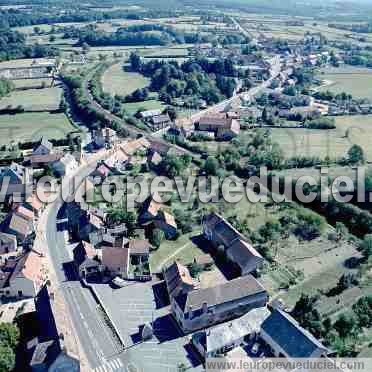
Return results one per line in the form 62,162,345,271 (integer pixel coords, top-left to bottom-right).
13,24,53,34
0,87,62,111
123,99,165,115
270,115,372,161
141,47,190,58
0,58,55,69
12,78,53,89
0,112,76,145
102,63,150,96
149,232,204,271
317,66,372,100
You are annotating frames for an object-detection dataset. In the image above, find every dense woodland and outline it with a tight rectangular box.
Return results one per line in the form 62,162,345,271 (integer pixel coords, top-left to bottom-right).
128,53,242,105
0,6,178,28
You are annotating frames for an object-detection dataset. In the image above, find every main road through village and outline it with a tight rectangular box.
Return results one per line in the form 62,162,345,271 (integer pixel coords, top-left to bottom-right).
44,153,134,371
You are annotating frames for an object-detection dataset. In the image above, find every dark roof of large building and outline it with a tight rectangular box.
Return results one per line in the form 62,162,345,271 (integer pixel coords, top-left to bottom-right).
175,274,266,312
227,239,263,268
261,309,329,358
203,212,262,268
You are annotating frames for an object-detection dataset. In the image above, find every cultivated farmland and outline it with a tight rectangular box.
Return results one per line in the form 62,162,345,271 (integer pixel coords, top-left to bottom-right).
270,115,372,161
0,112,76,145
317,66,372,101
0,86,63,111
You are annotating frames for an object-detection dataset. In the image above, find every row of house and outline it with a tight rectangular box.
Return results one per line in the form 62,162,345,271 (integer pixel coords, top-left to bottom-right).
0,249,47,298
89,137,155,178
68,198,179,282
23,136,80,176
0,189,47,298
0,138,78,300
73,238,152,281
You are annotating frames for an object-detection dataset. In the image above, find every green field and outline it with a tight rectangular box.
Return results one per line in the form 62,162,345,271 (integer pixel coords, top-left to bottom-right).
0,58,55,69
12,78,53,89
123,99,165,115
0,112,76,145
270,115,372,161
0,87,62,111
317,66,372,100
102,63,150,96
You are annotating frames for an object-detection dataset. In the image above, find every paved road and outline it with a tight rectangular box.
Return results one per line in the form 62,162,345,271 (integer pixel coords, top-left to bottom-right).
231,16,257,42
44,155,132,371
190,55,282,123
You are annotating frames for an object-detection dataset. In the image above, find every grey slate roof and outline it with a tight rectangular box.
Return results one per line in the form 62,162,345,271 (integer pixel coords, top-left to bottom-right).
261,309,329,358
152,114,171,125
175,274,266,312
203,212,263,271
193,307,270,353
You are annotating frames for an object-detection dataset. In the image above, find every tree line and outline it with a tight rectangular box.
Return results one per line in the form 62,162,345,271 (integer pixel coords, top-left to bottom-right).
0,6,177,28
0,27,57,61
0,78,14,99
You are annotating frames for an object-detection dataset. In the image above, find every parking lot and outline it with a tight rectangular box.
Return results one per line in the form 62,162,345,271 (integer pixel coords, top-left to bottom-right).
92,281,203,372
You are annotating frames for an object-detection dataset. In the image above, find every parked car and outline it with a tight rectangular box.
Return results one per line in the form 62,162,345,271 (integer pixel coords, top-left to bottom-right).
112,277,127,288
252,342,260,355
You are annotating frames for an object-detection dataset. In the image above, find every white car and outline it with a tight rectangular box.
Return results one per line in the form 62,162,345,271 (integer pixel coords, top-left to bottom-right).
112,277,127,288
252,342,260,355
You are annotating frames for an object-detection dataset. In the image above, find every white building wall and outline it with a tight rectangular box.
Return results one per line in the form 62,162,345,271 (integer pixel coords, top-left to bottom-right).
174,292,268,333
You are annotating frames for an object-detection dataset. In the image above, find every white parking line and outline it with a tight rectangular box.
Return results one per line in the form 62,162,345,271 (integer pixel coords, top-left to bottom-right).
93,358,125,372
